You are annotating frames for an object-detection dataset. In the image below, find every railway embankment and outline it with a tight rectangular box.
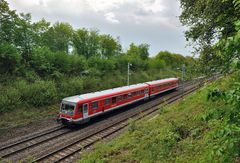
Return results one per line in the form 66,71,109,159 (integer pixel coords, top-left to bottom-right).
79,74,239,162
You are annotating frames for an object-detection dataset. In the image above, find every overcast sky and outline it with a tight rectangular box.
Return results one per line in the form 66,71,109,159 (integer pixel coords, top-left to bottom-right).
8,0,193,56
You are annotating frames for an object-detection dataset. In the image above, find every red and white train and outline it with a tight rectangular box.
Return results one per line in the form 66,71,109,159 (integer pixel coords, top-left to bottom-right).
59,78,179,124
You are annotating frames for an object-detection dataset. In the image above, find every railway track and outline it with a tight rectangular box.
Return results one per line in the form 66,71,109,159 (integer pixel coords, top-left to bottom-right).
34,84,200,163
0,125,69,158
0,76,218,162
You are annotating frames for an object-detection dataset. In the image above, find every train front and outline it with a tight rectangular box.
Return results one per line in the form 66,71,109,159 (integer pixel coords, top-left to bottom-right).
58,96,82,125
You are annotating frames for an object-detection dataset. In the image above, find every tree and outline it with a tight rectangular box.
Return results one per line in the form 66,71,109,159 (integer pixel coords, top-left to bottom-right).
127,43,150,60
180,0,240,73
180,0,240,46
0,0,19,44
155,51,186,68
15,13,35,58
99,34,121,58
138,44,149,60
32,18,51,47
87,29,100,58
73,28,102,58
126,43,149,70
0,43,21,74
0,1,36,58
29,47,54,76
43,22,73,53
148,57,166,69
73,28,89,56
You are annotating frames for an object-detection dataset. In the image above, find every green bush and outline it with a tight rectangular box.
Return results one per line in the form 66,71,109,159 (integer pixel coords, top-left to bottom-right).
82,76,102,92
19,80,57,107
58,77,84,98
0,43,21,74
68,55,87,75
0,87,21,112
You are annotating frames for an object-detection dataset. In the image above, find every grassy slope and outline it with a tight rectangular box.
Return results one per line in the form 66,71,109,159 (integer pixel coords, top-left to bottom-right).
79,75,235,162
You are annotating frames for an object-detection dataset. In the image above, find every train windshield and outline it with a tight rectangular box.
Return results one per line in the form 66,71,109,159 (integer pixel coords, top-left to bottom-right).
61,103,75,116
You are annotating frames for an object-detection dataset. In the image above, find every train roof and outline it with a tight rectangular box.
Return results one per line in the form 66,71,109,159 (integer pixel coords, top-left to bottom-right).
145,78,178,86
62,83,148,103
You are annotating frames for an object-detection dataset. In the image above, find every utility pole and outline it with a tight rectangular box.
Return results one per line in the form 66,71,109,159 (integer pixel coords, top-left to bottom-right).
182,64,186,97
127,62,131,86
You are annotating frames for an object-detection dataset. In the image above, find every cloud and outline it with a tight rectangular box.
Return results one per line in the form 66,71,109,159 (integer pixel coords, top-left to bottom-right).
104,12,120,24
85,0,123,12
8,0,193,56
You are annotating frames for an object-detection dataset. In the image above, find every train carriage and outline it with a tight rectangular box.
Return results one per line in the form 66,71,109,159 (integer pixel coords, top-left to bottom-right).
146,78,178,97
59,83,149,124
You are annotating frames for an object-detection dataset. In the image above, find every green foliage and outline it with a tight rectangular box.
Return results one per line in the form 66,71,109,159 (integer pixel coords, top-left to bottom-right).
43,22,73,53
204,80,240,161
29,47,53,76
180,0,239,45
155,51,187,68
0,43,21,74
73,28,89,56
58,77,84,98
207,88,225,101
216,20,240,72
148,57,166,69
0,0,19,44
179,0,240,74
99,34,121,58
234,0,240,10
18,80,57,107
127,43,149,60
67,54,87,75
0,87,21,112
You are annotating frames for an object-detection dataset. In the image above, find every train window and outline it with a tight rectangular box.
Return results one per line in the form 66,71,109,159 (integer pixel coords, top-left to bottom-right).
78,105,83,114
157,86,160,90
141,90,144,94
123,94,127,99
145,89,148,93
91,101,98,110
105,98,110,105
152,88,154,92
112,97,117,104
128,93,132,98
61,103,75,116
118,95,122,101
133,92,136,96
138,91,141,95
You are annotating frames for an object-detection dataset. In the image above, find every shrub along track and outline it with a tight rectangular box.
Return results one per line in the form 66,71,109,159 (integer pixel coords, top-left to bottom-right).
0,76,218,163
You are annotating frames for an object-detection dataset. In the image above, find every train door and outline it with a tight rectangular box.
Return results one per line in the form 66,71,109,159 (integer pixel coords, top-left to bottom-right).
83,103,88,118
145,88,149,98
